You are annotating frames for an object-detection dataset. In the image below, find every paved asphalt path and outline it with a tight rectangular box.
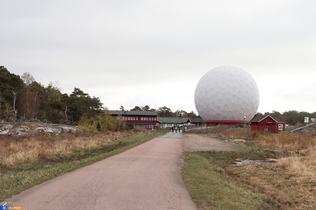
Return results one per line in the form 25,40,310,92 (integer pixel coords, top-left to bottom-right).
6,133,197,210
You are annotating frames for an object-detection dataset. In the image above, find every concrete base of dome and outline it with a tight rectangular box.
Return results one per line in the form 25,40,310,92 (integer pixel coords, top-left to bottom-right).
204,120,249,126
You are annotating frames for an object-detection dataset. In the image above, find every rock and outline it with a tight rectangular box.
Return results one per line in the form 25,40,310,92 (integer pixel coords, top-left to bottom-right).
266,158,278,163
0,122,77,136
227,139,246,143
0,124,13,136
16,125,30,132
1,124,13,130
232,139,246,143
34,127,45,134
6,117,17,122
46,127,61,134
14,125,31,135
234,158,279,166
59,125,77,133
0,130,10,135
234,159,257,166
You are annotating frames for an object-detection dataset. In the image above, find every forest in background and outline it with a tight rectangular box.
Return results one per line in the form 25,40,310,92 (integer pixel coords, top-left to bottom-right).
0,66,197,123
1,66,315,125
0,66,103,123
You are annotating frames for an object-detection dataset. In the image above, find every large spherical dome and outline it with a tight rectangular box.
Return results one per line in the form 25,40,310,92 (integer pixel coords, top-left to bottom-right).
194,66,260,124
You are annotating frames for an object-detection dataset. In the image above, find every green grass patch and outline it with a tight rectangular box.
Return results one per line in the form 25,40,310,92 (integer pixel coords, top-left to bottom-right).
0,131,165,201
182,151,277,210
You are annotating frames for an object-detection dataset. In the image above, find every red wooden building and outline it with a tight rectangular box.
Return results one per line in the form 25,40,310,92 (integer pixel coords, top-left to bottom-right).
109,110,158,130
250,115,285,133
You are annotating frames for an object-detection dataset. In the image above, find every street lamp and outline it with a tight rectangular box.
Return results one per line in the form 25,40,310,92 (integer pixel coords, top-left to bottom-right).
243,116,246,139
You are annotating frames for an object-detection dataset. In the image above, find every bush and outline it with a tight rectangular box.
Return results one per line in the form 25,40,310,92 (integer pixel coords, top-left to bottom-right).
132,127,147,133
78,111,126,132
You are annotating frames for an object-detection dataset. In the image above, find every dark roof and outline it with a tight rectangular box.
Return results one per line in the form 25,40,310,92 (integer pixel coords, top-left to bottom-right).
188,118,203,123
250,115,278,123
109,110,158,116
157,117,187,124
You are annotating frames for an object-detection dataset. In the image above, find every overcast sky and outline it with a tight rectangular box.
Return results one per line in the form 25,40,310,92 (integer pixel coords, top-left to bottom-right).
1,0,316,114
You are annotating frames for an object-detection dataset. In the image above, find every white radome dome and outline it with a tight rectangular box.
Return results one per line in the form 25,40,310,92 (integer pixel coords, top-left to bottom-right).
194,66,260,123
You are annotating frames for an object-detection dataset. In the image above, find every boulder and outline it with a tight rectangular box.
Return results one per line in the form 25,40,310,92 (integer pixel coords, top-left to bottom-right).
1,124,13,130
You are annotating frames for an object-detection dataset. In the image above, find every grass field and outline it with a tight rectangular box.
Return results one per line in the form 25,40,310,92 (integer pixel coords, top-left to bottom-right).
0,129,166,201
183,152,275,210
183,129,316,210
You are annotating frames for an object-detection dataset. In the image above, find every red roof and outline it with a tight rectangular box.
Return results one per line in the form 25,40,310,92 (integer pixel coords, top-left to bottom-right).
250,115,278,123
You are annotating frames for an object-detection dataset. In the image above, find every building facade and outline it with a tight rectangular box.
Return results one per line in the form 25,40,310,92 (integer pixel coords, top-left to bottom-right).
250,115,285,133
157,117,188,129
157,117,204,129
109,110,158,130
186,118,204,127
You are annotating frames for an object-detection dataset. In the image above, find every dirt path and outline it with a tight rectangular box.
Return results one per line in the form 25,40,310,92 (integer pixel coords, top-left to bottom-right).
6,133,197,210
183,134,237,152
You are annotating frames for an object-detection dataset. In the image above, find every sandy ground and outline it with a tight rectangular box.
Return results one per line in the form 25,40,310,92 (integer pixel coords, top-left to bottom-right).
183,134,237,152
4,133,236,210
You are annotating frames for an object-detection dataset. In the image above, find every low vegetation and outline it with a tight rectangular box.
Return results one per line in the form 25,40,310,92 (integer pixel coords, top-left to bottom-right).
0,128,165,201
183,129,316,210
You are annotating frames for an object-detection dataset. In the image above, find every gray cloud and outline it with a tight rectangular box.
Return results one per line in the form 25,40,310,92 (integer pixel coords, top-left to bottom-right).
1,0,316,113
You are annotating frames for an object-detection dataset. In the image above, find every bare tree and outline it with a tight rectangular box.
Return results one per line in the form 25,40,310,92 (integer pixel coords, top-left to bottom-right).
21,72,34,86
21,72,35,118
12,91,17,117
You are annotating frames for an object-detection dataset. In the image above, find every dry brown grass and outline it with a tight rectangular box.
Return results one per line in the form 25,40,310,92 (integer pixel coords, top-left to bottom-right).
221,128,253,139
276,145,316,179
254,132,315,150
220,129,315,151
0,131,132,167
225,154,316,209
213,130,316,209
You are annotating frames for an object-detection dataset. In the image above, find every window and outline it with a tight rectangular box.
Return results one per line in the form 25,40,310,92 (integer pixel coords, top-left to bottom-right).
278,124,283,131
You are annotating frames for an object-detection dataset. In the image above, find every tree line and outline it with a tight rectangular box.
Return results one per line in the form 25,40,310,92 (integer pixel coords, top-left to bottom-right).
0,66,103,123
0,66,198,124
120,105,198,118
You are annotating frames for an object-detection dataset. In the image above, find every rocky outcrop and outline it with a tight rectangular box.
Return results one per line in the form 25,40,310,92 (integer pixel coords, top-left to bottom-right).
0,123,77,136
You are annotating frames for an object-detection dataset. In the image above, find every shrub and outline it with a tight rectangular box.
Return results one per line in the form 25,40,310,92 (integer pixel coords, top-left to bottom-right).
78,111,126,132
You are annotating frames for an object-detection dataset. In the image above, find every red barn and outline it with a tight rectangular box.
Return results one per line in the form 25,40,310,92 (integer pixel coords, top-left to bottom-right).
109,110,158,130
250,115,285,133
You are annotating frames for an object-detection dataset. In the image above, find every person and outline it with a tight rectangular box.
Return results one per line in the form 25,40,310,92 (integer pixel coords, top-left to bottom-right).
171,126,174,133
